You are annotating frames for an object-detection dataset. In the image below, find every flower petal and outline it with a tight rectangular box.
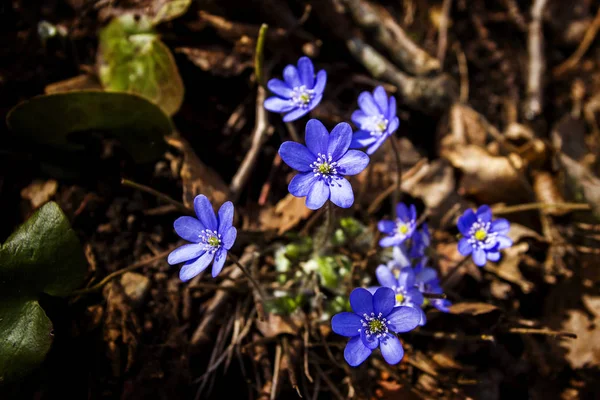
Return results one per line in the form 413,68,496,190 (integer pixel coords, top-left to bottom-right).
379,333,404,365
279,141,315,172
194,195,218,231
179,251,214,281
387,96,397,120
313,70,327,94
379,236,401,247
406,288,424,306
349,287,374,315
366,139,386,155
375,265,397,288
297,56,314,87
491,218,510,235
173,216,205,243
373,287,396,316
457,237,473,255
386,306,421,333
473,247,486,266
349,130,377,149
351,110,372,128
218,201,234,234
358,91,382,116
332,312,363,337
387,116,399,134
476,205,492,222
360,328,380,350
496,235,513,249
283,106,311,122
378,220,396,234
415,267,438,284
267,78,292,98
373,86,388,115
486,251,501,262
328,122,352,160
417,307,427,326
392,245,411,268
329,177,354,208
264,96,294,113
305,119,329,156
457,209,476,235
409,204,417,221
283,64,301,88
222,226,237,250
168,244,204,265
336,150,370,176
344,336,372,367
211,248,228,277
396,203,409,220
397,267,415,288
289,172,318,197
305,179,330,210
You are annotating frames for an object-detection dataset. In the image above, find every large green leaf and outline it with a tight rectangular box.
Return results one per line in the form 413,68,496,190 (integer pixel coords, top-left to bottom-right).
98,14,184,116
6,91,171,163
0,299,53,383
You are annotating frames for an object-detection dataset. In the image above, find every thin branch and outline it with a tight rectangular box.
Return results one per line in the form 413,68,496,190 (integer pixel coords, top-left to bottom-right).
121,178,192,215
436,0,453,66
524,0,548,119
493,202,591,215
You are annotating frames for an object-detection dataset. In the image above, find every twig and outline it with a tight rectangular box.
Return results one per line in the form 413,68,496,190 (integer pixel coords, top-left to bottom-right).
271,343,283,400
493,202,591,215
121,178,192,215
524,0,548,119
312,364,345,400
228,252,267,303
436,0,453,66
453,42,469,103
506,327,577,339
412,329,495,342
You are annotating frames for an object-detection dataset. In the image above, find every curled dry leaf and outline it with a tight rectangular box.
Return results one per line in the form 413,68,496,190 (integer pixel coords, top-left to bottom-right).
258,194,312,235
20,179,58,209
440,103,488,149
166,136,229,209
533,171,569,216
255,313,303,339
560,295,600,368
448,302,499,316
486,242,534,293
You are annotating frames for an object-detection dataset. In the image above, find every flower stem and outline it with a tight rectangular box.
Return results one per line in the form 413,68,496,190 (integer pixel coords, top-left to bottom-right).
228,253,267,301
316,202,335,255
388,137,402,217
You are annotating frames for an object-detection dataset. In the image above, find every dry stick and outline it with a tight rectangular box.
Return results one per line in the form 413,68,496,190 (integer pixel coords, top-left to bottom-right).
524,0,548,119
270,343,283,400
227,252,267,302
436,0,453,66
312,364,345,400
554,6,600,77
121,178,192,215
493,202,591,215
506,327,576,339
71,247,174,296
413,329,495,342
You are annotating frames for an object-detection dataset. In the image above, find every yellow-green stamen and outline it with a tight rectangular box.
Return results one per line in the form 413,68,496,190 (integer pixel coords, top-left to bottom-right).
369,319,386,333
474,229,487,241
208,236,221,247
395,293,404,304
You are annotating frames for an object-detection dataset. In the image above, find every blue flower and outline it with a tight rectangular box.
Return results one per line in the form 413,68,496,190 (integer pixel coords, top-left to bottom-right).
409,223,430,260
413,262,451,313
278,119,370,210
457,205,512,267
331,287,421,366
264,57,327,122
375,266,426,326
378,203,417,247
168,195,237,281
349,86,400,155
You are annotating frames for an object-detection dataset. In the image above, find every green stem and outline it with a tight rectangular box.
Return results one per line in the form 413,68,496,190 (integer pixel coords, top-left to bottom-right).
255,24,269,87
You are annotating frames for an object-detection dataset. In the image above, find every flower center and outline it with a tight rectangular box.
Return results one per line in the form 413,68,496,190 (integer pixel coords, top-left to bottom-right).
365,115,389,137
395,293,404,303
290,85,315,108
200,229,222,254
360,312,389,339
310,153,339,183
467,220,497,248
474,229,487,241
397,224,409,235
394,219,414,239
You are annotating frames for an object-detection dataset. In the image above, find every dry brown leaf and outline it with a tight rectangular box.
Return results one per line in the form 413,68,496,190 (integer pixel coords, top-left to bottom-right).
558,153,600,220
176,44,254,77
448,302,499,316
258,194,312,235
120,272,150,306
20,179,58,209
486,242,534,293
440,103,488,149
255,313,303,339
533,171,569,216
166,136,229,209
560,295,600,368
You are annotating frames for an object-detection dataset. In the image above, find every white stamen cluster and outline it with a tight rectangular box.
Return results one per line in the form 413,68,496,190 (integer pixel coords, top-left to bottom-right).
394,219,415,239
290,85,315,108
360,312,390,339
310,153,339,182
363,114,389,137
467,220,497,249
199,229,222,254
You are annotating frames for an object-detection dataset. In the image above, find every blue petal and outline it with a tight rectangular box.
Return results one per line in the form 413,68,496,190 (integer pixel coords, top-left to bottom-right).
406,288,424,306
168,244,204,265
491,218,510,235
329,177,354,208
179,251,214,281
211,248,228,277
457,209,476,235
379,236,402,247
194,195,218,231
279,141,314,172
373,86,388,115
173,216,204,243
366,286,380,295
392,246,411,268
415,267,437,284
366,138,386,155
267,78,292,98
313,70,327,94
332,312,362,337
457,237,473,255
283,106,311,122
344,336,372,367
476,205,492,222
217,201,234,235
351,110,372,128
349,130,377,149
360,328,380,350
358,91,381,116
373,287,396,316
349,287,374,316
378,220,396,234
305,179,329,210
496,235,513,249
264,96,294,113
336,150,370,176
486,251,501,262
387,117,399,134
327,122,352,161
305,119,329,156
417,308,427,326
283,64,301,88
222,226,237,250
473,247,486,266
387,96,397,120
397,267,415,288
386,306,421,333
409,204,417,221
396,203,409,220
289,172,318,197
379,333,404,365
375,265,397,288
297,57,314,87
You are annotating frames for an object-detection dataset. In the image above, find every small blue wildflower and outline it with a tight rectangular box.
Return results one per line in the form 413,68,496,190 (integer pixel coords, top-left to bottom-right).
375,266,426,326
409,223,430,260
387,245,411,271
168,195,237,281
413,262,451,313
457,205,512,267
278,119,370,210
378,203,417,247
349,86,400,155
331,287,421,366
264,57,327,122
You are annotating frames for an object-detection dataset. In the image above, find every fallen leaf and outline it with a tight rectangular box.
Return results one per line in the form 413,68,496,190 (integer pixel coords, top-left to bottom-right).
177,45,254,77
448,302,499,316
256,313,303,339
258,194,312,235
560,295,600,368
20,179,58,209
486,242,534,293
558,153,600,221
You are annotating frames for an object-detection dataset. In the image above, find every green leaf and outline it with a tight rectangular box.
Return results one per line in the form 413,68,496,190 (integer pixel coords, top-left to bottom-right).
6,91,171,163
0,299,53,383
98,14,184,116
151,0,192,25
